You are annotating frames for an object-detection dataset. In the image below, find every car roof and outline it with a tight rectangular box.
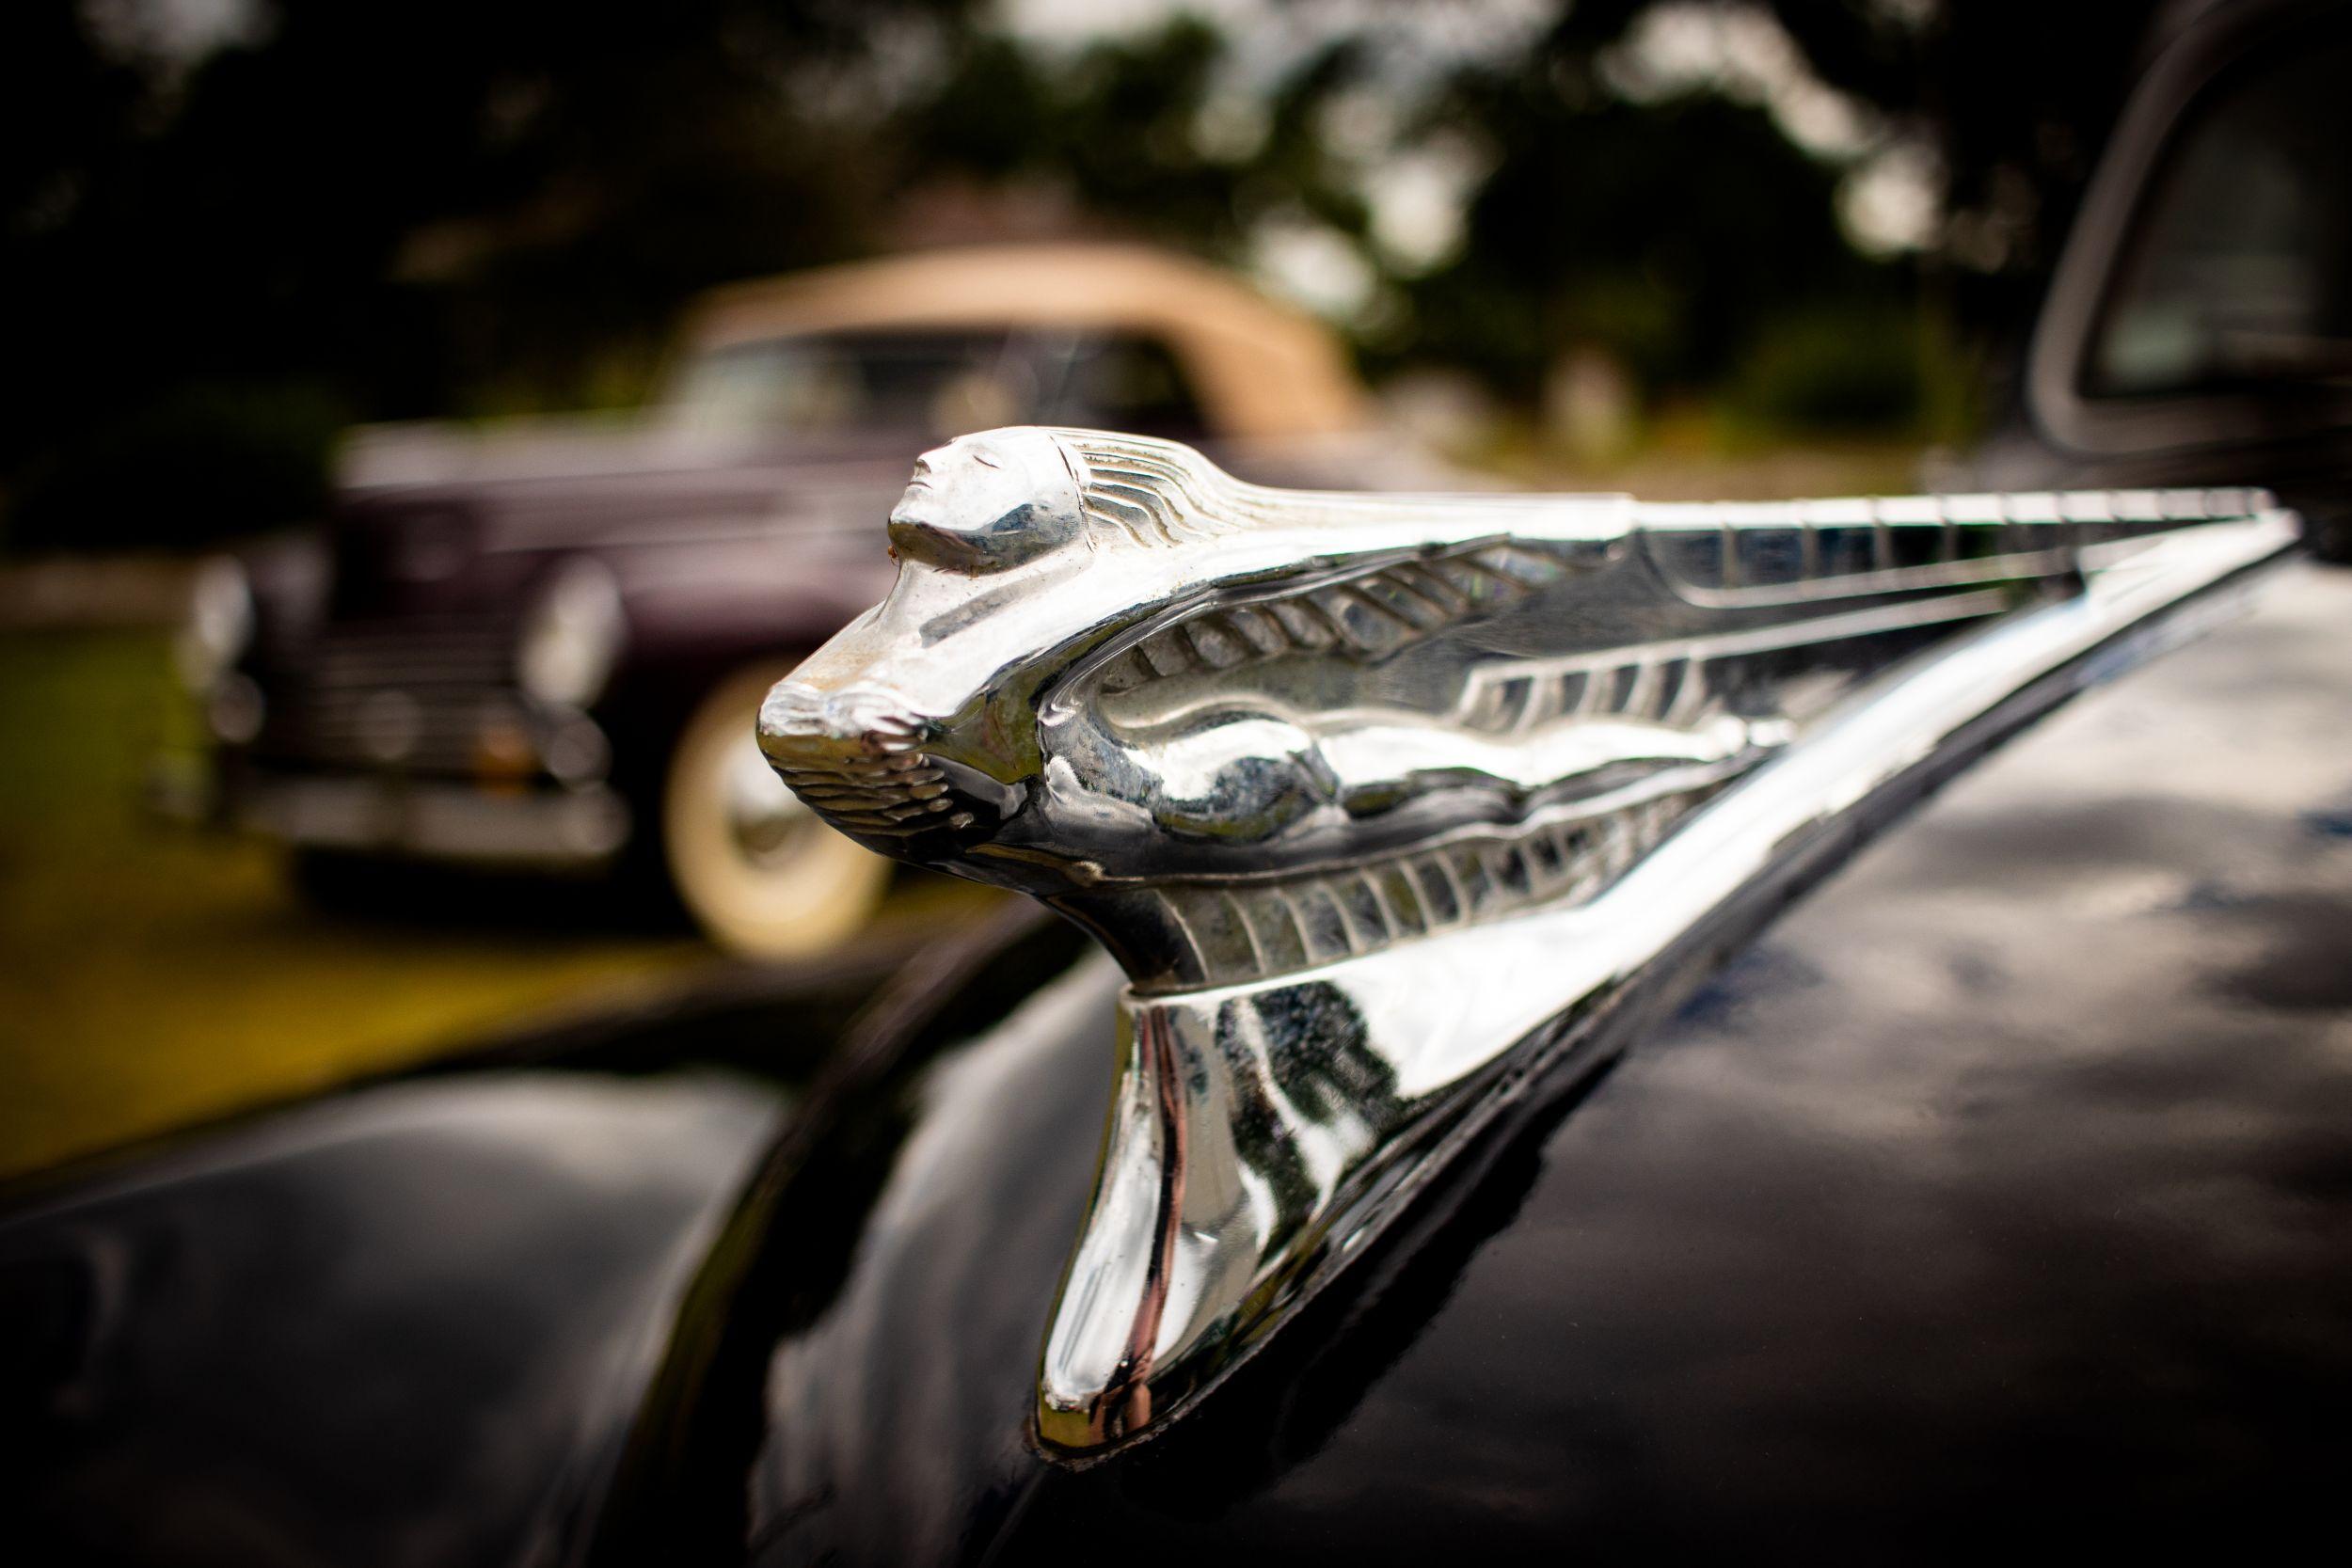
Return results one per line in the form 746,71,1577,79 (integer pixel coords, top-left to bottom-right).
675,243,1374,439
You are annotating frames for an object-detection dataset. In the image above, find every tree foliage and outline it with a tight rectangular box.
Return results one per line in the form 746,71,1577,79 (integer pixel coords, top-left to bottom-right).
1,0,2166,548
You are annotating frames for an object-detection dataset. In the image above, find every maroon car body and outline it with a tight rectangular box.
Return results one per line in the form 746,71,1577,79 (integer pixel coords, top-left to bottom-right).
169,244,1414,952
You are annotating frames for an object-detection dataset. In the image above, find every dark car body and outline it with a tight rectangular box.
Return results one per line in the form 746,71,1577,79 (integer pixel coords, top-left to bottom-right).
14,4,2352,1563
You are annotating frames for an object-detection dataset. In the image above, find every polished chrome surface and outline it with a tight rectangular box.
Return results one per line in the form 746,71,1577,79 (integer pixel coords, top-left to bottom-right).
757,427,2295,1454
723,722,817,864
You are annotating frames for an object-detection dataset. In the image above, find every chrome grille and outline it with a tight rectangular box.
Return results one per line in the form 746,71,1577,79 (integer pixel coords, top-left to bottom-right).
255,617,524,775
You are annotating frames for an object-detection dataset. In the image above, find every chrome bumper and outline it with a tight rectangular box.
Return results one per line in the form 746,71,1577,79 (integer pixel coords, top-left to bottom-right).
155,756,630,868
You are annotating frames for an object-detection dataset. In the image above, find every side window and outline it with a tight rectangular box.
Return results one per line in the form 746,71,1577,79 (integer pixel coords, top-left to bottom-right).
666,330,1033,436
2087,25,2352,401
1048,335,1210,437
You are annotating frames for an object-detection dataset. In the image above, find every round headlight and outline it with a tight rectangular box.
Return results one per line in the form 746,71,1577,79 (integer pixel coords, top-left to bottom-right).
518,559,627,707
174,555,254,692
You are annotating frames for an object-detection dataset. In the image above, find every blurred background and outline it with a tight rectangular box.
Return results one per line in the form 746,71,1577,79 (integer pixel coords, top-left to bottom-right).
0,0,2174,1179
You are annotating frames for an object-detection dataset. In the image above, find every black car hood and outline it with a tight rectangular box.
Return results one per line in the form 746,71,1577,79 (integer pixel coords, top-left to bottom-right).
0,1069,787,1568
335,419,918,556
315,420,913,629
597,561,2352,1565
345,416,910,501
13,564,2350,1566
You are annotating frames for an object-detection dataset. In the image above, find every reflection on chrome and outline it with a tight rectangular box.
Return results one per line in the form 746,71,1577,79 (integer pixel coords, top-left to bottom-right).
756,426,2296,1455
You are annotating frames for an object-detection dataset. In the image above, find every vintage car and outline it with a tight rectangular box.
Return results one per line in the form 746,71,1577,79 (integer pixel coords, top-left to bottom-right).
12,2,2352,1562
161,243,1401,955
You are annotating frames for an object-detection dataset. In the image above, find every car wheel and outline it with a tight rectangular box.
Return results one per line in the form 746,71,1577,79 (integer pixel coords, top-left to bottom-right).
660,663,892,958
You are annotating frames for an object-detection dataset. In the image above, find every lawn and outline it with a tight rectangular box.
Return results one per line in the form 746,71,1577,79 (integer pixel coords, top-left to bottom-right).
0,627,712,1181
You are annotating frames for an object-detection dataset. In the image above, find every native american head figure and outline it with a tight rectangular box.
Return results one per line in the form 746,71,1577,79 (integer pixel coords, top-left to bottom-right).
756,429,1750,987
755,427,2191,988
881,427,1240,576
758,428,1276,878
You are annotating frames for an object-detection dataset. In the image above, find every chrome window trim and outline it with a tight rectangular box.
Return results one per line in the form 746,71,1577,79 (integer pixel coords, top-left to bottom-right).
2026,0,2351,458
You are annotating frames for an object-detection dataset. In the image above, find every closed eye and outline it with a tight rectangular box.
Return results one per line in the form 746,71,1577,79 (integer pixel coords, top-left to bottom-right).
974,451,1003,469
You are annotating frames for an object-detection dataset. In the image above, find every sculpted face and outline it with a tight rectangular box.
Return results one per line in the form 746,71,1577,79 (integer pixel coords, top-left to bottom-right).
886,429,1087,573
764,425,1175,848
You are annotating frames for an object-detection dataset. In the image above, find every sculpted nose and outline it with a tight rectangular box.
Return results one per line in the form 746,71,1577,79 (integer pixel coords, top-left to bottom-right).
756,679,925,769
755,678,973,838
755,680,829,760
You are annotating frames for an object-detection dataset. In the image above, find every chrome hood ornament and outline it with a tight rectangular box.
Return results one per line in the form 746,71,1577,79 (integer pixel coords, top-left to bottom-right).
759,427,2296,1454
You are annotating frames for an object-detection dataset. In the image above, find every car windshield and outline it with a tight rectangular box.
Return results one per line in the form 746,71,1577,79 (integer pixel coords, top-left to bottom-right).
663,329,1035,436
2087,24,2352,399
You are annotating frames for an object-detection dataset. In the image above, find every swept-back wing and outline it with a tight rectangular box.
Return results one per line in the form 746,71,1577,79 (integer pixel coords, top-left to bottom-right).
758,427,2296,1453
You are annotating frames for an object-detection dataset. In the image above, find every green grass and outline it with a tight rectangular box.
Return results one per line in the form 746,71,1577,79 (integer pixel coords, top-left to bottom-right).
0,629,707,1181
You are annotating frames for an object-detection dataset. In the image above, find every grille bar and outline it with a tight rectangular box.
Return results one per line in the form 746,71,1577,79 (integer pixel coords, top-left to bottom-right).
253,618,527,776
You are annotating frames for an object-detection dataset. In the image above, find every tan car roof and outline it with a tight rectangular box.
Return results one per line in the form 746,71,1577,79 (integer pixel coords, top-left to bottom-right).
676,243,1372,439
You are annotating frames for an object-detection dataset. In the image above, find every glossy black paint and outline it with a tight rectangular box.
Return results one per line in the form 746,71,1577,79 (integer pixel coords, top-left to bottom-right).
591,563,2352,1565
0,952,928,1568
13,569,2349,1564
0,1072,780,1567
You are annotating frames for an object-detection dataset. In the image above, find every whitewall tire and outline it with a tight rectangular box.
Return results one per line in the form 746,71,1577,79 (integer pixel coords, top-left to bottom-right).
661,664,892,958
